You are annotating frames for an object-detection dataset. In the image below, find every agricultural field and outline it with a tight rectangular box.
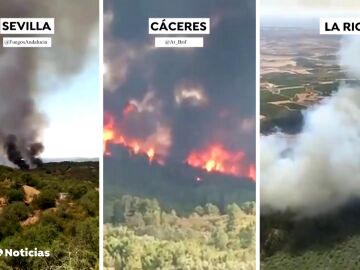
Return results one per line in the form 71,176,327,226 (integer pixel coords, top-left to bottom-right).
260,27,347,131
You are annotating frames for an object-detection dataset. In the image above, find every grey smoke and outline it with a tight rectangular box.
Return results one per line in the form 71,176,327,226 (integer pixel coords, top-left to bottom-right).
0,0,98,168
261,37,360,217
104,0,256,166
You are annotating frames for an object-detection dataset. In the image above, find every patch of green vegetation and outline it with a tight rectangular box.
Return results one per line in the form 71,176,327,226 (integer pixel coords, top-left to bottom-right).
261,205,360,269
0,162,99,269
263,73,316,87
261,103,289,118
104,195,255,270
313,82,339,96
295,57,318,69
283,103,306,110
104,155,255,220
261,91,288,103
279,87,305,98
317,54,337,61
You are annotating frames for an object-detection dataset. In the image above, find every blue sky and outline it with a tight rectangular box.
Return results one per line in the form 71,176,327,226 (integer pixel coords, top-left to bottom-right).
39,56,100,159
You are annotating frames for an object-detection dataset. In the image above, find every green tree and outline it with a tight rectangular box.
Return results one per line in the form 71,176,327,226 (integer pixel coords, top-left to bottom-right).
76,217,99,256
0,217,20,238
205,203,220,215
239,225,254,249
33,189,57,210
126,212,145,228
3,202,29,221
241,201,255,215
69,184,88,200
213,229,229,250
80,190,99,216
113,200,123,224
194,205,205,216
21,174,40,187
226,203,241,232
7,189,24,203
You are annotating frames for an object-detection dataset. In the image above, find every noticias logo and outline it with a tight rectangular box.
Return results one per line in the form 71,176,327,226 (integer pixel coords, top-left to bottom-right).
0,248,50,257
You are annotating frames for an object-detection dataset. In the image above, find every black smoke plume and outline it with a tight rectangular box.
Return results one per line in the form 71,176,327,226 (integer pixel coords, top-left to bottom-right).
4,135,29,170
104,0,255,164
0,0,98,169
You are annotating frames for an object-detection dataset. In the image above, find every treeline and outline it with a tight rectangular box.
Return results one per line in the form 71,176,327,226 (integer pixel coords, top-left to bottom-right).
104,152,255,219
261,203,360,269
104,195,256,270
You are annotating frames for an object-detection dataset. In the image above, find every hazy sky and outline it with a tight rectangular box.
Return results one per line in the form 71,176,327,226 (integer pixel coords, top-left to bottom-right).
262,0,360,18
40,56,100,159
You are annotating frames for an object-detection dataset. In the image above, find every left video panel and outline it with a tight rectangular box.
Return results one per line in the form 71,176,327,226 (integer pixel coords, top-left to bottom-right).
0,1,99,269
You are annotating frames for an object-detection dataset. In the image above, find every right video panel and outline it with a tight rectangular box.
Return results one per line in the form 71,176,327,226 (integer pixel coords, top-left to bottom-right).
261,1,360,269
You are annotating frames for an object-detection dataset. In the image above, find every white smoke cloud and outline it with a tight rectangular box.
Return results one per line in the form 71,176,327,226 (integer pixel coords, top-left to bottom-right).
339,37,360,79
174,83,208,107
261,37,360,217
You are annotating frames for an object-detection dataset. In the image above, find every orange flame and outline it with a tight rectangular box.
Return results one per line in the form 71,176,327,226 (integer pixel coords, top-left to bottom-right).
248,164,256,181
123,102,137,116
103,111,255,181
103,115,116,156
103,113,165,163
146,148,155,162
186,144,255,180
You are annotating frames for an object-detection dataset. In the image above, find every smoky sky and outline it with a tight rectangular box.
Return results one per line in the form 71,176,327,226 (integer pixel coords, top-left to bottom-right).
0,0,98,168
104,0,255,162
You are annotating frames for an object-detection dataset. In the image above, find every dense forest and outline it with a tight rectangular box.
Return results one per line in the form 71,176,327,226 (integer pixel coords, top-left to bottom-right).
104,195,255,270
104,150,256,269
0,162,99,269
261,202,360,269
104,152,255,220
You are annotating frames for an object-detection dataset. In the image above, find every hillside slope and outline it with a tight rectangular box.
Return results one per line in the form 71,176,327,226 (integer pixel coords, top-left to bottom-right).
104,195,255,270
0,161,99,270
261,203,360,269
104,148,256,269
104,149,255,221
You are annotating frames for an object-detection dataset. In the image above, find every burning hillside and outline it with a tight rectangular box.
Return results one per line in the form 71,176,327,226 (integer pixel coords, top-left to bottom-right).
104,115,159,163
104,105,255,181
102,75,255,180
103,0,255,182
186,144,255,180
103,91,170,164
